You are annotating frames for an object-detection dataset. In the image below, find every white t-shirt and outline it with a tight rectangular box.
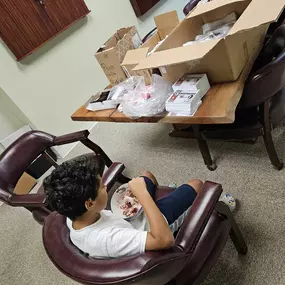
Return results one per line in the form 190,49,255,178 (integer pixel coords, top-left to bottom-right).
66,210,149,259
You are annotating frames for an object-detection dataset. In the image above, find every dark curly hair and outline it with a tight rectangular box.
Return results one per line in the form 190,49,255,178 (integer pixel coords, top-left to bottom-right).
43,154,105,220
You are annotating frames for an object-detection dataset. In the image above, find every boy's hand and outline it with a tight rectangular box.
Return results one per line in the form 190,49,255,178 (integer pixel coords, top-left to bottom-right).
128,177,148,198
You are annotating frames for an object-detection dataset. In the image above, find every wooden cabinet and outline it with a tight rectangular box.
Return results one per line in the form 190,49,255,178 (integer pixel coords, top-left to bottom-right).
0,0,90,60
130,0,160,17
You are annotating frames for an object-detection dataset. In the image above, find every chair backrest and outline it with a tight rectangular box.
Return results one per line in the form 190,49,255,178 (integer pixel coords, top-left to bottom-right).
43,212,190,285
0,131,55,199
240,25,285,108
183,0,202,16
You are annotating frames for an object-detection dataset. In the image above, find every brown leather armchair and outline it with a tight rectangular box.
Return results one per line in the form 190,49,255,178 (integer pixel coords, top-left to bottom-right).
198,25,285,170
173,25,285,171
43,179,247,285
0,130,130,224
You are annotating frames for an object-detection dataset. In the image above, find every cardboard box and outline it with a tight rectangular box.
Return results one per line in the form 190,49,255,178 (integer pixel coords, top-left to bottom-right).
121,11,179,84
134,0,285,83
121,48,153,85
141,10,180,50
95,26,142,86
14,173,37,195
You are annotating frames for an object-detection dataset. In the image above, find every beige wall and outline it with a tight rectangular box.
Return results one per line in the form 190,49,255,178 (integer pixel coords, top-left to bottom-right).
0,0,187,156
0,87,31,142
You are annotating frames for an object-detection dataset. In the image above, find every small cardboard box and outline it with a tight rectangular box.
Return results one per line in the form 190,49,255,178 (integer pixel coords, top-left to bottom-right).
121,11,179,84
14,173,37,195
95,26,142,86
134,0,285,83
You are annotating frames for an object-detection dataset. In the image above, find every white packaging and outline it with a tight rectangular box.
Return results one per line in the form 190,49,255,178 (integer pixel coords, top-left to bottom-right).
202,12,237,34
166,90,202,114
172,73,210,97
86,91,118,111
167,100,202,116
87,100,117,112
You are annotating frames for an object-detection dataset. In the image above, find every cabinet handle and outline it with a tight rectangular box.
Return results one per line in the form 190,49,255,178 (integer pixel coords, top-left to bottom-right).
36,0,46,8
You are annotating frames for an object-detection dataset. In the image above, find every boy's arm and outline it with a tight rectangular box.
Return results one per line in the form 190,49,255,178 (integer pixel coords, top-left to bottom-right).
129,178,175,251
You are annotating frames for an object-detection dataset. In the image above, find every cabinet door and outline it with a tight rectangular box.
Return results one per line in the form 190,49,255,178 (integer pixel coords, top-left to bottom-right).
43,0,90,31
0,0,57,60
130,0,160,17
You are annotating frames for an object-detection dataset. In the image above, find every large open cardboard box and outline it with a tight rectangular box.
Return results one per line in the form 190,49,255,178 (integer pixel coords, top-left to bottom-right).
134,0,285,84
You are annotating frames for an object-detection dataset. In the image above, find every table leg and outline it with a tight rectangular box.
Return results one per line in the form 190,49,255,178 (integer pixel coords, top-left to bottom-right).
193,125,217,171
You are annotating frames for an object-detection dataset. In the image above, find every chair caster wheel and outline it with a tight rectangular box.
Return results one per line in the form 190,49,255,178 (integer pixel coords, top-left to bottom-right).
273,163,283,171
207,163,217,171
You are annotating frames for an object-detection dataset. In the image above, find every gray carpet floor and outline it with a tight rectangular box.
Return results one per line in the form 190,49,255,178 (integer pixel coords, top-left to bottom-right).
1,122,285,285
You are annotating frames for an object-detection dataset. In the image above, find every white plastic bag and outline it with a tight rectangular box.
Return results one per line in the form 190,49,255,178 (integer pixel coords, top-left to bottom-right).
121,75,173,118
202,12,237,34
108,76,145,104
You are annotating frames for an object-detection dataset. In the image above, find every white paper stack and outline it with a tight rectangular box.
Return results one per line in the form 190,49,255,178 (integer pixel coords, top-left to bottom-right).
166,90,202,115
173,73,210,99
167,73,210,115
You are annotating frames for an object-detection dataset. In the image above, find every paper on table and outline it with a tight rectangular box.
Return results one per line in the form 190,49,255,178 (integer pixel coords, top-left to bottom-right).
167,100,202,116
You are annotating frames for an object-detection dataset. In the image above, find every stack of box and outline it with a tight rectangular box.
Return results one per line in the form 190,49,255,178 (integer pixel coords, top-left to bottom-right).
166,74,210,115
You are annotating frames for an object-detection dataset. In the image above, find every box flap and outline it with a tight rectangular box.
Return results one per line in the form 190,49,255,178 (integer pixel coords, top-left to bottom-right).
154,11,180,39
122,48,150,66
187,0,247,19
134,39,220,70
229,0,285,34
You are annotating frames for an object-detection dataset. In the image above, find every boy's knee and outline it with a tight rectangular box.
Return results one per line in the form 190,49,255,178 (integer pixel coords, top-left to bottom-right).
187,179,203,193
141,171,158,185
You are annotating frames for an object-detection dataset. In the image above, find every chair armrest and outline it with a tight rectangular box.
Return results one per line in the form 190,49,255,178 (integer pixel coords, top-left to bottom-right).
54,130,89,145
175,181,222,253
9,194,46,208
102,163,125,191
142,27,157,43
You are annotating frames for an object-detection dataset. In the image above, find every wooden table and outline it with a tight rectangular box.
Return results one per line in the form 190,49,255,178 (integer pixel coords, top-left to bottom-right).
71,46,260,171
72,55,253,124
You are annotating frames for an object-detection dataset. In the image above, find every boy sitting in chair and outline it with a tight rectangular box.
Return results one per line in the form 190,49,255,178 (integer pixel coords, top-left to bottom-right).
44,155,202,259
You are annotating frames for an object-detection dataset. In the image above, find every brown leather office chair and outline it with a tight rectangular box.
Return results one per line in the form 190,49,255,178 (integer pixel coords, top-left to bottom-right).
173,25,285,171
43,177,247,285
0,130,129,224
198,25,285,170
